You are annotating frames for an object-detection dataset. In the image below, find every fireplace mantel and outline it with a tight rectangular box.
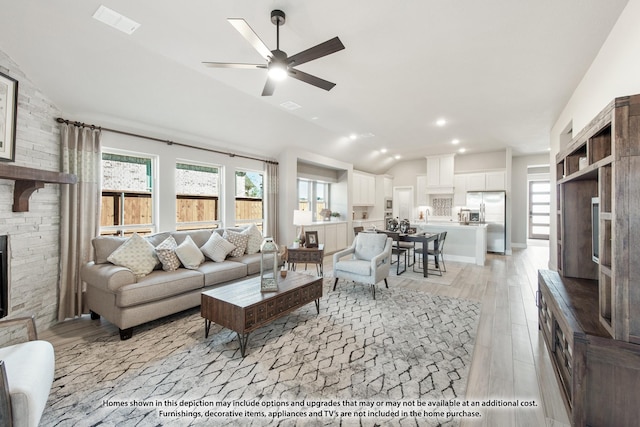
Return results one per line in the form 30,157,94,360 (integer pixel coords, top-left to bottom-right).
0,163,77,212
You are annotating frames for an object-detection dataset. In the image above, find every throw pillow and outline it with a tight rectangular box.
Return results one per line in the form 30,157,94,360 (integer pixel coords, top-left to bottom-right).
224,230,249,258
241,224,263,254
201,232,235,262
155,236,181,271
107,233,159,277
174,235,205,269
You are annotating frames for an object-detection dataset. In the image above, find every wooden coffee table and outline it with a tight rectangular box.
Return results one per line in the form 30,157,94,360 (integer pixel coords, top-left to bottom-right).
201,271,323,357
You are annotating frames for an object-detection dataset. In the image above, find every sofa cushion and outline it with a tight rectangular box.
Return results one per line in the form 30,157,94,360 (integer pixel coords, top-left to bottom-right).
116,269,204,307
198,260,248,286
155,236,181,271
241,224,263,254
92,236,127,264
92,232,170,264
224,230,248,258
174,235,204,269
107,233,159,277
171,229,213,247
201,233,235,262
232,252,276,275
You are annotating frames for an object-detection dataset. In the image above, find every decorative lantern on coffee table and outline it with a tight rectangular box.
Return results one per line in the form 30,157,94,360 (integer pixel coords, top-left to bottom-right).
260,237,279,292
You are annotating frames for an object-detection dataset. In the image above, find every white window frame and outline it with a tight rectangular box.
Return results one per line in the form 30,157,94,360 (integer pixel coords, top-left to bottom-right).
175,160,223,230
99,148,158,236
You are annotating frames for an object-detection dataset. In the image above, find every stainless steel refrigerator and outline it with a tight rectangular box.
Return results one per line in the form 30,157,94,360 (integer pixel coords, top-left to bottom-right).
466,191,506,254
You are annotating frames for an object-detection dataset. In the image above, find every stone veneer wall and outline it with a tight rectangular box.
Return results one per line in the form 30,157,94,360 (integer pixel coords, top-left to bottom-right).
0,49,62,331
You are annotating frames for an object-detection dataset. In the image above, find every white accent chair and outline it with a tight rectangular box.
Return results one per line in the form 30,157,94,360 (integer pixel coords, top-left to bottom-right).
332,232,393,299
0,316,55,427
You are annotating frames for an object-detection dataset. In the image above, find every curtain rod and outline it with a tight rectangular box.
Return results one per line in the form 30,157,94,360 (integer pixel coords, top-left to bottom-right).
55,117,278,165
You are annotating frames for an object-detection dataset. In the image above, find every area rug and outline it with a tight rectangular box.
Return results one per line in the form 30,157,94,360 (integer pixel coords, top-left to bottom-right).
41,278,480,427
386,260,464,285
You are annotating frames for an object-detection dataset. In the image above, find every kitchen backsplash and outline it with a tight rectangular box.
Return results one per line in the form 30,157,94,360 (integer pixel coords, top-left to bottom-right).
431,197,453,217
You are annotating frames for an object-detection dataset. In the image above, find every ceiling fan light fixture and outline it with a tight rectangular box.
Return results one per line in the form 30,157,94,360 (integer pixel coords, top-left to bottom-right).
268,63,288,81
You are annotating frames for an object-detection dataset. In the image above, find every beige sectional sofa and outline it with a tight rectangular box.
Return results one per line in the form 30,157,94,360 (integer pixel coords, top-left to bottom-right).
81,228,279,340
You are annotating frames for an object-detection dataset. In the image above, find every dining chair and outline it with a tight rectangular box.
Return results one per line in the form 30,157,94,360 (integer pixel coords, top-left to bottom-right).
377,230,407,275
413,231,446,276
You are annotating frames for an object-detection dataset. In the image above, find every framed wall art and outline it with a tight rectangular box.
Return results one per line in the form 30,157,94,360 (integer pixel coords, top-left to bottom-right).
0,71,18,162
305,231,319,248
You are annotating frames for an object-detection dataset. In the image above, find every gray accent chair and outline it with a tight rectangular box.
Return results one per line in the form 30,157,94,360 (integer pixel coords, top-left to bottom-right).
332,232,393,299
0,316,55,427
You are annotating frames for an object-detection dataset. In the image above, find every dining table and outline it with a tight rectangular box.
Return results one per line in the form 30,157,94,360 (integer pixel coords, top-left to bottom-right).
376,230,440,278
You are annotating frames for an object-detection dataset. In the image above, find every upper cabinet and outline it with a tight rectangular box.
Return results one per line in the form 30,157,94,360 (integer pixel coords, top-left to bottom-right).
425,155,455,193
352,171,376,206
464,171,506,192
383,175,393,198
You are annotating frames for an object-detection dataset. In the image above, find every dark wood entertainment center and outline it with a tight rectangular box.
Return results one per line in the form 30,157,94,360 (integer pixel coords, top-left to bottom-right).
538,94,640,426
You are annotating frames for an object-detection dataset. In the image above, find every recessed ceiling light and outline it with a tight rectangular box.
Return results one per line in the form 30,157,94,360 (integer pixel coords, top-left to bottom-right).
92,5,140,35
280,101,301,110
436,118,447,127
349,134,358,140
380,148,388,153
394,154,401,160
451,139,460,145
458,148,466,153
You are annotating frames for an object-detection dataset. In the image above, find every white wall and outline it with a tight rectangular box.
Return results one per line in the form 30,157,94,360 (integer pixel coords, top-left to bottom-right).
277,148,351,247
455,150,507,173
549,0,640,269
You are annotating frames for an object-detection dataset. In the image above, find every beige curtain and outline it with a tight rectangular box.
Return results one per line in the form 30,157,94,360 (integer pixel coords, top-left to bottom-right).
265,162,279,240
58,124,101,320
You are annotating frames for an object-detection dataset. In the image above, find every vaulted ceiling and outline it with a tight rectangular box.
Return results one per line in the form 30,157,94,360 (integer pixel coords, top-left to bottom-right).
0,1,629,173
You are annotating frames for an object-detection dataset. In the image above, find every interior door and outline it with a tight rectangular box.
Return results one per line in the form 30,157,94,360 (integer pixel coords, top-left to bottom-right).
393,186,414,221
529,180,550,240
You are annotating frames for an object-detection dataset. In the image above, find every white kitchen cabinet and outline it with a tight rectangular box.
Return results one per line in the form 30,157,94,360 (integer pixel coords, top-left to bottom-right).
485,171,506,190
336,222,348,251
426,155,455,189
324,224,337,253
304,222,349,254
464,171,506,192
465,173,486,191
353,171,376,206
416,175,428,205
383,176,393,198
453,174,467,206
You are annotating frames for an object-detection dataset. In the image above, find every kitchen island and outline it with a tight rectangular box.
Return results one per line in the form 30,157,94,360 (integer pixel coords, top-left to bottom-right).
414,221,487,266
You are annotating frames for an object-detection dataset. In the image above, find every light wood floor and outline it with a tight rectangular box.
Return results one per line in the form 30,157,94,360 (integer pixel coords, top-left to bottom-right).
41,243,570,427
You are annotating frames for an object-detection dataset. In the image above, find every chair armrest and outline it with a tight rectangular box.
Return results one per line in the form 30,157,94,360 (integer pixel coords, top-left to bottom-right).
333,246,355,265
370,237,393,267
0,315,37,341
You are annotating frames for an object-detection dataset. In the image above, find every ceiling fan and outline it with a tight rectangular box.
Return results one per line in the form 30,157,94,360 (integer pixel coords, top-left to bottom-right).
203,9,345,96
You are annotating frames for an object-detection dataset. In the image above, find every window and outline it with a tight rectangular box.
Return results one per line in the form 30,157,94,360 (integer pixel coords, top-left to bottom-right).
235,170,263,229
176,162,221,230
100,152,155,236
298,179,330,221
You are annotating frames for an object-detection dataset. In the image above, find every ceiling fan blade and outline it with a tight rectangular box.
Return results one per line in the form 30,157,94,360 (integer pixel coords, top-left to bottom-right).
202,62,266,69
261,77,277,96
287,37,345,67
228,18,272,60
288,69,336,91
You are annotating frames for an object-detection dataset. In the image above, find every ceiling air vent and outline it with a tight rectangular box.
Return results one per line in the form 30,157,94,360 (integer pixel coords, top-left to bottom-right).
92,5,140,35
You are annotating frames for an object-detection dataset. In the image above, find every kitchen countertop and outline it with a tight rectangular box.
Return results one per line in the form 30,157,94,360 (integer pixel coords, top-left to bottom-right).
413,221,488,228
